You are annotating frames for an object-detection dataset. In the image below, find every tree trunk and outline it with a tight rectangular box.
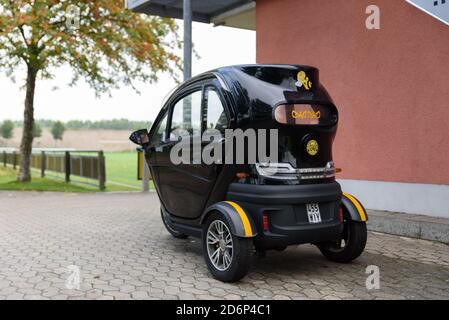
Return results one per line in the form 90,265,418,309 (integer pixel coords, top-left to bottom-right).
18,66,38,182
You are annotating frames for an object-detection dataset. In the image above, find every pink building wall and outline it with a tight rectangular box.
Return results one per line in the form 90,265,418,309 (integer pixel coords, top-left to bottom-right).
256,0,449,185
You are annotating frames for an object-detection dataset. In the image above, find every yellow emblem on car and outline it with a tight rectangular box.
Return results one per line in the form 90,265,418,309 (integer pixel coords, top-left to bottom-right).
306,139,319,156
295,71,312,90
292,110,321,119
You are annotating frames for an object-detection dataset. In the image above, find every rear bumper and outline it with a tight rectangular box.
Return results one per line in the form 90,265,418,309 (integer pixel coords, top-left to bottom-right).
226,182,343,249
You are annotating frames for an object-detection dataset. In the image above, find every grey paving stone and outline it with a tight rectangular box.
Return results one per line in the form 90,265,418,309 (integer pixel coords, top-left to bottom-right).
0,191,448,300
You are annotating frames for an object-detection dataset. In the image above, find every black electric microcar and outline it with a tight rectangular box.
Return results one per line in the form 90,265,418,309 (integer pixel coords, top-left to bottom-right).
130,65,368,282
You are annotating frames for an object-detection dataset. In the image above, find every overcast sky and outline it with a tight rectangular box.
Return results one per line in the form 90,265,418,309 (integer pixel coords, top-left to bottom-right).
0,22,255,123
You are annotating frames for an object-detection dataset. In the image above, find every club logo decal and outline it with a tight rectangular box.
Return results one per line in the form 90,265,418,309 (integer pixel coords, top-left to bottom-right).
306,139,319,156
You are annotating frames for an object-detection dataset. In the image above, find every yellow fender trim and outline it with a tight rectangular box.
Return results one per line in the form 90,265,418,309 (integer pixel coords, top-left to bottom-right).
224,201,254,237
343,193,367,222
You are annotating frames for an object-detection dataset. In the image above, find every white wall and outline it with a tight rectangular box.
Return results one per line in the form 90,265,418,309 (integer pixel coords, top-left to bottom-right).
338,179,449,218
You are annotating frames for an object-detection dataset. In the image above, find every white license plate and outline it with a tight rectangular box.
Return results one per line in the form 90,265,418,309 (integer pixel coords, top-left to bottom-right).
306,203,322,223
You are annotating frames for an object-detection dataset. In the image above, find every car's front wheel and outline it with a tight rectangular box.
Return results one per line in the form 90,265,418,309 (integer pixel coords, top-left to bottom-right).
202,212,253,282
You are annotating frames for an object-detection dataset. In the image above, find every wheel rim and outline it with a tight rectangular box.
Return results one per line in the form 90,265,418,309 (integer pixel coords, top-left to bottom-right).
206,220,233,271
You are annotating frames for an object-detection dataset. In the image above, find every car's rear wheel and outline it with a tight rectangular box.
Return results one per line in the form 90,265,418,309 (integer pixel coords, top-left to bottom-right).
161,209,188,239
202,212,252,282
318,220,367,263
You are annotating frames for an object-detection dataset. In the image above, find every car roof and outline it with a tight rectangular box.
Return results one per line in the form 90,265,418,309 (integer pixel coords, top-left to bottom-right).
169,64,335,121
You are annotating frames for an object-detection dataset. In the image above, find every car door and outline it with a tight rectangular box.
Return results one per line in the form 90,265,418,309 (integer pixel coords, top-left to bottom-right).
156,81,230,219
145,108,169,198
155,88,203,218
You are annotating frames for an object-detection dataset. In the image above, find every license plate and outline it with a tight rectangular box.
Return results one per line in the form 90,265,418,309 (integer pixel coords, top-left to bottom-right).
306,203,322,223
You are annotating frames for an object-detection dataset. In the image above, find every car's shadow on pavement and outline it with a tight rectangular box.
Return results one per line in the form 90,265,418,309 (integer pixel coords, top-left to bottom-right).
162,232,449,300
163,233,363,276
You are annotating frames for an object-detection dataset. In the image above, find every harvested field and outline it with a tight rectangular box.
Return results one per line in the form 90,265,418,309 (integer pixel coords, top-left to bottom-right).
1,128,135,152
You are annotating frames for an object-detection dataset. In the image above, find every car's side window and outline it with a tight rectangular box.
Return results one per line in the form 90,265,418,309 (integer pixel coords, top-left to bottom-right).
204,87,228,133
150,111,168,145
170,90,202,139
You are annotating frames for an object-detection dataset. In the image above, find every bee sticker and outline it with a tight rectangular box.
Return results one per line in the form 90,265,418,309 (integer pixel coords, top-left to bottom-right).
295,71,312,90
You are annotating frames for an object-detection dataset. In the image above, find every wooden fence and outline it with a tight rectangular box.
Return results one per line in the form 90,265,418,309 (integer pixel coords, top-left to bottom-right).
1,150,106,190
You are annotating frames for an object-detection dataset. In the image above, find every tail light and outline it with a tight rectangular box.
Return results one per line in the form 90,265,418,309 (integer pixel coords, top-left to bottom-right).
262,214,269,231
338,208,343,223
255,161,336,181
255,163,298,181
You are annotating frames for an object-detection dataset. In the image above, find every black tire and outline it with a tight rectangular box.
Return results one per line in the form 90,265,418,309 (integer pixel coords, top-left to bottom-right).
318,221,367,263
202,212,253,282
161,209,188,239
274,246,287,252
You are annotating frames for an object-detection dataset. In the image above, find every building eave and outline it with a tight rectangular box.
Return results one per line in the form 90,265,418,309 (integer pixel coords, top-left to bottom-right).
125,0,256,30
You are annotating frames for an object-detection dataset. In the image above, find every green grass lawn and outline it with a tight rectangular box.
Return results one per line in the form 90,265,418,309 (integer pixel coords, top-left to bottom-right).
105,152,141,190
0,151,150,193
0,166,95,192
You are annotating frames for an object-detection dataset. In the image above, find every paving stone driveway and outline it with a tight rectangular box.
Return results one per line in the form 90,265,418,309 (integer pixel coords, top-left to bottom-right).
0,191,448,300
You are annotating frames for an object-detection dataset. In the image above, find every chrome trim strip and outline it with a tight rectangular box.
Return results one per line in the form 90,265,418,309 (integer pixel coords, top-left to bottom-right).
256,162,336,181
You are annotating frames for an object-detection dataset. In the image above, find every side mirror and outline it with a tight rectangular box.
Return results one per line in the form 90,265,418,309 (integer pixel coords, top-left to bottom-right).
129,129,150,146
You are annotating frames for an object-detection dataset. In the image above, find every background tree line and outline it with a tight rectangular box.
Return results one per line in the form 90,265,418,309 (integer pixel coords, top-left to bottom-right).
2,118,152,146
1,120,63,142
12,119,152,131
